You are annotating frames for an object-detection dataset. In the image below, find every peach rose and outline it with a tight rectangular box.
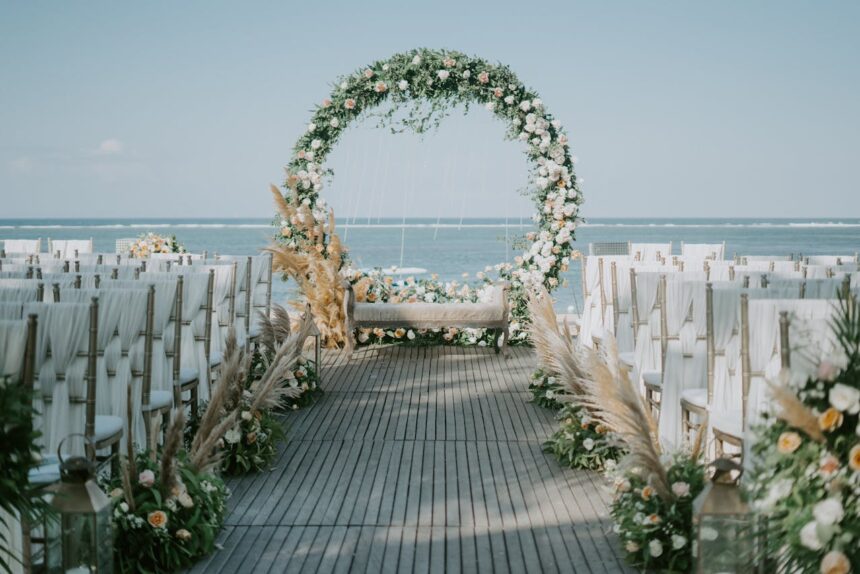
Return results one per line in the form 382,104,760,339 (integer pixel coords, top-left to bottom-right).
850,444,860,472
147,510,168,529
394,328,406,339
646,513,661,525
478,71,489,84
344,98,356,110
818,407,844,432
443,57,456,67
322,98,332,108
820,550,850,574
493,87,504,98
819,454,840,478
363,69,374,79
374,81,387,93
641,486,653,501
777,431,802,454
372,328,385,338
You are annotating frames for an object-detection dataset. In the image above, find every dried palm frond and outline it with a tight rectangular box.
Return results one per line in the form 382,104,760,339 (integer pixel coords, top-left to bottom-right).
257,303,292,355
159,409,185,496
266,184,347,348
526,287,588,394
768,380,825,443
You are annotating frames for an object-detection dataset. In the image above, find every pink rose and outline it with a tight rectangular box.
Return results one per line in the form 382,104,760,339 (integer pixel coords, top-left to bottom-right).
138,469,155,488
363,69,374,79
443,57,456,68
818,360,838,382
344,98,356,110
374,81,387,93
493,87,504,98
321,98,332,108
478,71,489,84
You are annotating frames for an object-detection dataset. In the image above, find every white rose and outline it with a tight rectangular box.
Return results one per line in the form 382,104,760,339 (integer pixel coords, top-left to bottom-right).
358,332,369,343
625,541,639,553
671,481,690,497
829,383,860,414
504,95,515,105
813,498,844,526
407,330,416,340
241,411,252,421
330,118,339,128
519,100,531,111
462,70,470,79
648,539,663,558
671,534,686,549
311,139,321,150
582,438,595,451
412,55,422,65
437,70,450,80
307,123,316,132
800,520,823,550
224,428,241,445
398,79,408,90
340,81,348,89
485,102,496,111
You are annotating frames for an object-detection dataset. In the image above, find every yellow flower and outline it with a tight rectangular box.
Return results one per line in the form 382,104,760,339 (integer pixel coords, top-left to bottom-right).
394,328,406,339
641,486,653,501
777,431,802,454
849,444,860,472
818,408,843,432
147,510,168,529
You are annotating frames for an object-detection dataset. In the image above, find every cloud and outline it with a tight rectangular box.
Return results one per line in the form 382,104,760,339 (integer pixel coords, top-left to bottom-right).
96,138,123,155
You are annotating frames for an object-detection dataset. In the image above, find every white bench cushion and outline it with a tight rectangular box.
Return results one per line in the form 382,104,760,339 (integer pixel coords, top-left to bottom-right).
681,388,707,409
94,415,123,442
642,370,662,388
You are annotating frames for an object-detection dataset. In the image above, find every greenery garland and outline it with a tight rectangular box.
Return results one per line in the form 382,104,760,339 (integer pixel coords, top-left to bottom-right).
543,404,625,471
276,48,582,334
528,368,566,410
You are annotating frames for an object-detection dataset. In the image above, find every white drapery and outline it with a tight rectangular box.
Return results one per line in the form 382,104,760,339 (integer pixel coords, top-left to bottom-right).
3,239,41,254
631,243,672,262
658,279,707,448
49,239,92,258
613,260,634,353
0,286,40,303
632,271,663,391
0,303,23,320
681,243,724,259
579,256,602,348
24,302,91,454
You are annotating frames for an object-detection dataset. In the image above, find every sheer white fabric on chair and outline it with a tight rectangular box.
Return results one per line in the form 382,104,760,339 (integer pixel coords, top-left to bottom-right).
768,270,804,281
48,239,93,258
707,261,733,282
734,269,766,288
0,279,42,291
167,272,213,402
771,261,798,273
632,243,672,262
744,300,837,432
0,270,31,279
0,318,30,574
804,265,831,279
806,255,854,265
0,285,41,303
249,253,272,335
744,255,792,262
740,261,772,272
2,239,41,254
803,278,844,299
0,302,24,319
632,271,664,392
708,286,743,426
23,302,91,454
658,278,707,448
596,256,629,338
56,289,125,419
192,264,234,364
218,256,252,345
681,243,725,260
578,255,602,348
611,259,635,354
753,284,803,299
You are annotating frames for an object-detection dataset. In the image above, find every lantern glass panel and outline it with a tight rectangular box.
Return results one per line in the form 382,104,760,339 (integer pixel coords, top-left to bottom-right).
698,513,755,574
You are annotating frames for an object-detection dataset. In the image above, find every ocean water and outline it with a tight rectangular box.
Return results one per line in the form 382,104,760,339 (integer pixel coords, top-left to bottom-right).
2,217,858,311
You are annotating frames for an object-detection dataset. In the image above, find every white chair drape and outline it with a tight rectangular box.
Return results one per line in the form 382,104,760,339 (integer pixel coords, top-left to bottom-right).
632,243,672,262
681,243,724,259
632,271,663,390
49,239,93,258
0,286,40,303
3,239,41,254
0,302,24,320
579,256,602,348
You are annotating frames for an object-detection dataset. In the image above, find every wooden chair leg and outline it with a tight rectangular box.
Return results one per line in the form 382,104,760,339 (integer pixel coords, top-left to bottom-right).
190,387,199,420
111,442,120,478
143,412,152,452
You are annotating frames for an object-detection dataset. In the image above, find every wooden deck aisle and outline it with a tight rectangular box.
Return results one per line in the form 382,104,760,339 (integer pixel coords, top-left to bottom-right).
191,346,631,573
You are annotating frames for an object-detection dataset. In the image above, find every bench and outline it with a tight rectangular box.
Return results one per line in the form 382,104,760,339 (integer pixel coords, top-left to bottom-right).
343,281,510,354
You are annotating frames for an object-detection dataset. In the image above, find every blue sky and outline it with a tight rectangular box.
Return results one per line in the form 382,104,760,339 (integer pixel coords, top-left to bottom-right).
1,0,858,219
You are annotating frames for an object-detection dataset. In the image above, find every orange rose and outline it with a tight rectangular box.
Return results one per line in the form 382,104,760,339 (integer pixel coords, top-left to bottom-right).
777,431,802,454
366,292,377,303
820,550,850,574
647,513,661,525
818,408,844,432
641,486,653,501
849,444,860,472
147,510,168,529
580,422,590,430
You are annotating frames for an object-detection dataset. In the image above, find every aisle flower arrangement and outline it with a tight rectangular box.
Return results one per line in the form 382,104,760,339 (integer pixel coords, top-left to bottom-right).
528,368,565,409
105,411,229,573
543,403,625,470
746,295,860,573
273,48,584,340
608,452,705,572
129,232,185,258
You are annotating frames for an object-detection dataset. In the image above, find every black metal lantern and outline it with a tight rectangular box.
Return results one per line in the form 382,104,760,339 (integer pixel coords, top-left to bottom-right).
692,458,754,573
45,436,113,573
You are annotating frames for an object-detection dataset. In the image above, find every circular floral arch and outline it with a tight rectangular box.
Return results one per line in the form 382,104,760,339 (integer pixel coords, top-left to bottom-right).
277,48,582,331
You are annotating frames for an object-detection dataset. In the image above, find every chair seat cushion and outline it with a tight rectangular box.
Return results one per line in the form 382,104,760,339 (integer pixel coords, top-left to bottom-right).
711,411,743,438
94,415,123,442
209,351,222,367
681,388,707,409
143,390,172,411
29,455,60,485
618,351,635,368
353,301,504,325
642,370,662,388
179,368,198,385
